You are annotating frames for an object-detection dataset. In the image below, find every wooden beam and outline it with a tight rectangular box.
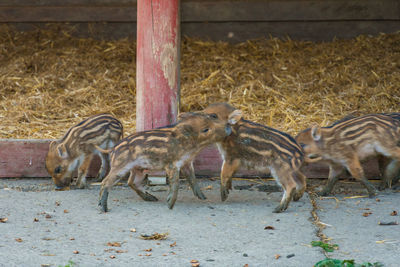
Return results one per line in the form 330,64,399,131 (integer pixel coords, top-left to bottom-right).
136,0,180,131
0,140,381,179
1,0,399,23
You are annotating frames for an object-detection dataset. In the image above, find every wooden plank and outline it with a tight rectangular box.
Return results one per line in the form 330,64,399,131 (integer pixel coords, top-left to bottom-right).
136,0,180,131
0,0,137,6
0,0,399,23
0,7,136,22
182,0,400,21
182,20,400,42
0,140,381,179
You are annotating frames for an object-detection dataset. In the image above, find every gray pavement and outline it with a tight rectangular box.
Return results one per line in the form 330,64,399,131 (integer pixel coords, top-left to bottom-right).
0,178,398,267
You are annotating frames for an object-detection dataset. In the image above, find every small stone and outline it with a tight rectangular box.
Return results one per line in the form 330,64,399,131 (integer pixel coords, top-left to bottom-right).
286,253,295,258
243,253,248,257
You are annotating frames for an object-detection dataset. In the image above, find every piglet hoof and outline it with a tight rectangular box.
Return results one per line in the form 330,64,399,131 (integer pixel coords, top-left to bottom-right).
143,192,158,202
76,183,87,189
98,191,109,213
194,188,207,200
166,194,176,210
220,187,230,202
292,192,303,202
317,190,330,197
273,204,287,213
95,174,105,182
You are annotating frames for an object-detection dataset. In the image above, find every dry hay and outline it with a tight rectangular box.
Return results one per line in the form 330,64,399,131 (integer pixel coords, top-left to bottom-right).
0,24,399,139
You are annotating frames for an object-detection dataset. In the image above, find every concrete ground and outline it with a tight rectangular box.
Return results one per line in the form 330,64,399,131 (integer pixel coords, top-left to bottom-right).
0,178,399,267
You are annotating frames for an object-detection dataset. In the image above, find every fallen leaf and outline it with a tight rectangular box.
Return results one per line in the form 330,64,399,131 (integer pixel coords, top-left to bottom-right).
70,237,75,240
156,242,161,245
110,255,116,259
192,263,200,267
191,260,199,263
138,254,142,256
144,248,152,252
0,217,8,223
170,241,177,247
264,226,275,230
15,238,23,242
63,209,69,213
202,185,213,190
145,253,152,257
275,254,281,259
362,212,372,217
130,228,136,232
376,198,381,202
390,211,398,216
107,242,121,247
116,250,127,253
45,214,52,219
243,265,249,267
162,253,167,256
33,218,39,222
73,250,79,254
139,232,168,240
55,201,60,206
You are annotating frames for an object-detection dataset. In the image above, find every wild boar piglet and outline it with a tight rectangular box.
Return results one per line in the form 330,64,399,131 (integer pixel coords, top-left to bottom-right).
201,103,307,213
296,114,400,196
98,112,233,212
46,114,123,189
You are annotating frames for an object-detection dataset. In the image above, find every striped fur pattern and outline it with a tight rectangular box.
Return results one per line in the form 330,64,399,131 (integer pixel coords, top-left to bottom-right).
98,113,232,212
296,114,400,196
46,113,123,189
296,112,400,191
201,103,306,213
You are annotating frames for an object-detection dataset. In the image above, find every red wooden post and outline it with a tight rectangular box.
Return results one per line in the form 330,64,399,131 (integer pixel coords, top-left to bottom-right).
136,0,180,131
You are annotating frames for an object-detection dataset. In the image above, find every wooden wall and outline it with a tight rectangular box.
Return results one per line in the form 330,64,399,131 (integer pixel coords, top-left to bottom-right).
0,0,399,41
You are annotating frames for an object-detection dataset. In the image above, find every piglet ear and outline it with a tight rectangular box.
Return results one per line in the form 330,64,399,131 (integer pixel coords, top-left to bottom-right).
311,125,322,141
228,109,242,125
181,124,196,138
57,144,69,159
178,112,197,121
49,140,57,150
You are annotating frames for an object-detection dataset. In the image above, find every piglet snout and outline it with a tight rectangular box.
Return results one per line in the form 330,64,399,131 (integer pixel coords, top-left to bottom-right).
225,125,232,136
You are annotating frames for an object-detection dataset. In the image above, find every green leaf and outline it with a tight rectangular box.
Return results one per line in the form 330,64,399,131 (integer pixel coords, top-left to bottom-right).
311,241,339,252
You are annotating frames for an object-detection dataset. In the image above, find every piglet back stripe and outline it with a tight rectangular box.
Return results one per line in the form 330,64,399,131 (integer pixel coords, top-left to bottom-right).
60,114,122,142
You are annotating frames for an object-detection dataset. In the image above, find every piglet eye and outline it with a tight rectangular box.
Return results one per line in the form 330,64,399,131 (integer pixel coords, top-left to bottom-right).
54,166,62,174
300,143,306,149
209,113,218,119
202,128,209,133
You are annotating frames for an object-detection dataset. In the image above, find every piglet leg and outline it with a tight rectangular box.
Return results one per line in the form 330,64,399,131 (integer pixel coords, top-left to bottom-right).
181,163,206,200
76,154,93,189
127,170,158,202
166,166,180,209
220,159,240,201
346,156,377,197
98,168,125,212
319,164,344,196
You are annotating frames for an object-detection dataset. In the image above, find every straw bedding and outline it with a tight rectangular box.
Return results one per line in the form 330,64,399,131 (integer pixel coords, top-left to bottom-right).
0,24,399,139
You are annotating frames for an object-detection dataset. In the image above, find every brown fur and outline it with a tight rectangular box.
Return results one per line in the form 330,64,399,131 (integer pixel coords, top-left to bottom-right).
98,113,233,212
295,114,400,196
200,103,307,213
45,114,123,189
